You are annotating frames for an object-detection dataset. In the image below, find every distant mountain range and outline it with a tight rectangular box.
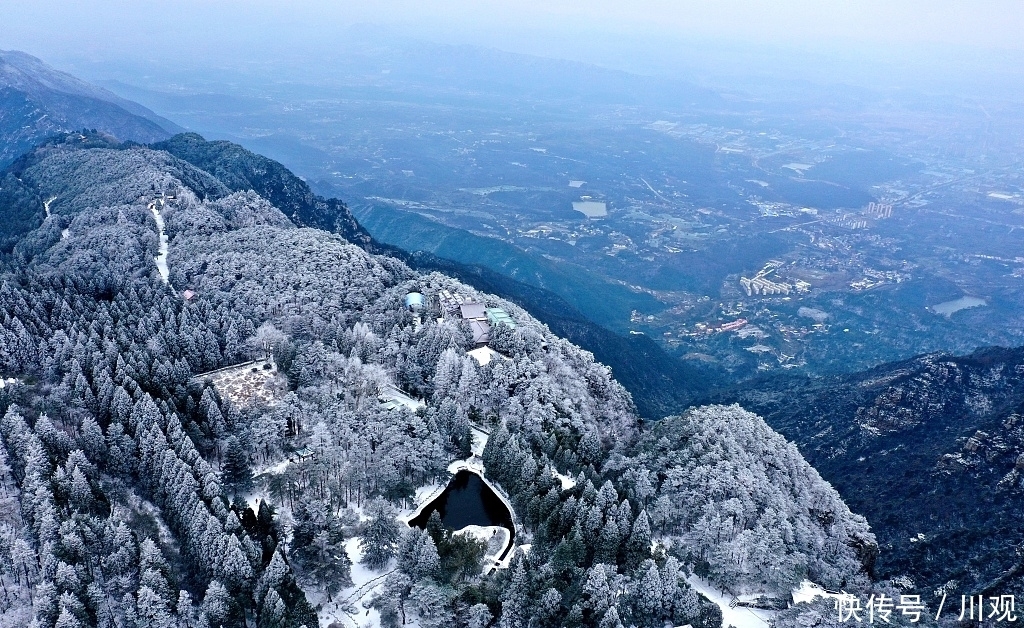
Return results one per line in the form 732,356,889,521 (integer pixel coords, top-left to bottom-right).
0,49,181,168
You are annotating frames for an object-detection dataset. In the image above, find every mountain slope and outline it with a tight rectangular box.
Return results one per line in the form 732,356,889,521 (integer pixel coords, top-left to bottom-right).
0,132,228,252
0,49,180,168
0,129,716,415
151,133,374,251
150,132,719,417
0,136,874,628
723,346,1024,595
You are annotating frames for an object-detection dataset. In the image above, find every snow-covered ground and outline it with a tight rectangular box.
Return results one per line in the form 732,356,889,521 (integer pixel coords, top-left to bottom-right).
379,384,425,411
551,468,576,490
399,482,445,524
686,575,777,628
466,346,509,366
469,425,489,457
43,196,70,239
314,538,389,628
149,201,170,284
447,458,483,479
257,459,292,477
458,524,511,571
791,580,844,605
457,524,501,545
195,358,286,407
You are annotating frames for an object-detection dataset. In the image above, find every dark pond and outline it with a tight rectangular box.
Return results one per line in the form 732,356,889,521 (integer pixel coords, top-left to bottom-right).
409,469,516,560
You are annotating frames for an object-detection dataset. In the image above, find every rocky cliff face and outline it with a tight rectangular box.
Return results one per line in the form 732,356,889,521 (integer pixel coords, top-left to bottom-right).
725,346,1024,595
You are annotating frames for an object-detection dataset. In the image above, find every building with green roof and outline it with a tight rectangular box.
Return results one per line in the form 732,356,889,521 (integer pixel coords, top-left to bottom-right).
486,307,516,329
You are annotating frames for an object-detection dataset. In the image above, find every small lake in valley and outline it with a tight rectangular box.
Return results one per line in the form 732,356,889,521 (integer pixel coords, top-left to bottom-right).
409,469,516,560
572,200,608,218
932,296,987,317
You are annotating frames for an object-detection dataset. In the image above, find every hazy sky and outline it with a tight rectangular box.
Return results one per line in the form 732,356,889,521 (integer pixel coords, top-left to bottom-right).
3,0,1023,89
3,0,1022,49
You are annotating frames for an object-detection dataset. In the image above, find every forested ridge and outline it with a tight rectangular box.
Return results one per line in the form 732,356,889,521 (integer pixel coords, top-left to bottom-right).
0,135,877,628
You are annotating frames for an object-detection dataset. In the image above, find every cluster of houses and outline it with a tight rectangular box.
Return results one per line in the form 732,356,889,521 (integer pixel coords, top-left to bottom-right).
410,289,517,346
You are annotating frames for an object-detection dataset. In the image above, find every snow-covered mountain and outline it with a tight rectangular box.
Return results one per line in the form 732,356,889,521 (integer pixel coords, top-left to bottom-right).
0,49,180,168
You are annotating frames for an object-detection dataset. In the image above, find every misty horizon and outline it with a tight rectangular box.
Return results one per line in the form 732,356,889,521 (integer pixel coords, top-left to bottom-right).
3,1,1024,99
